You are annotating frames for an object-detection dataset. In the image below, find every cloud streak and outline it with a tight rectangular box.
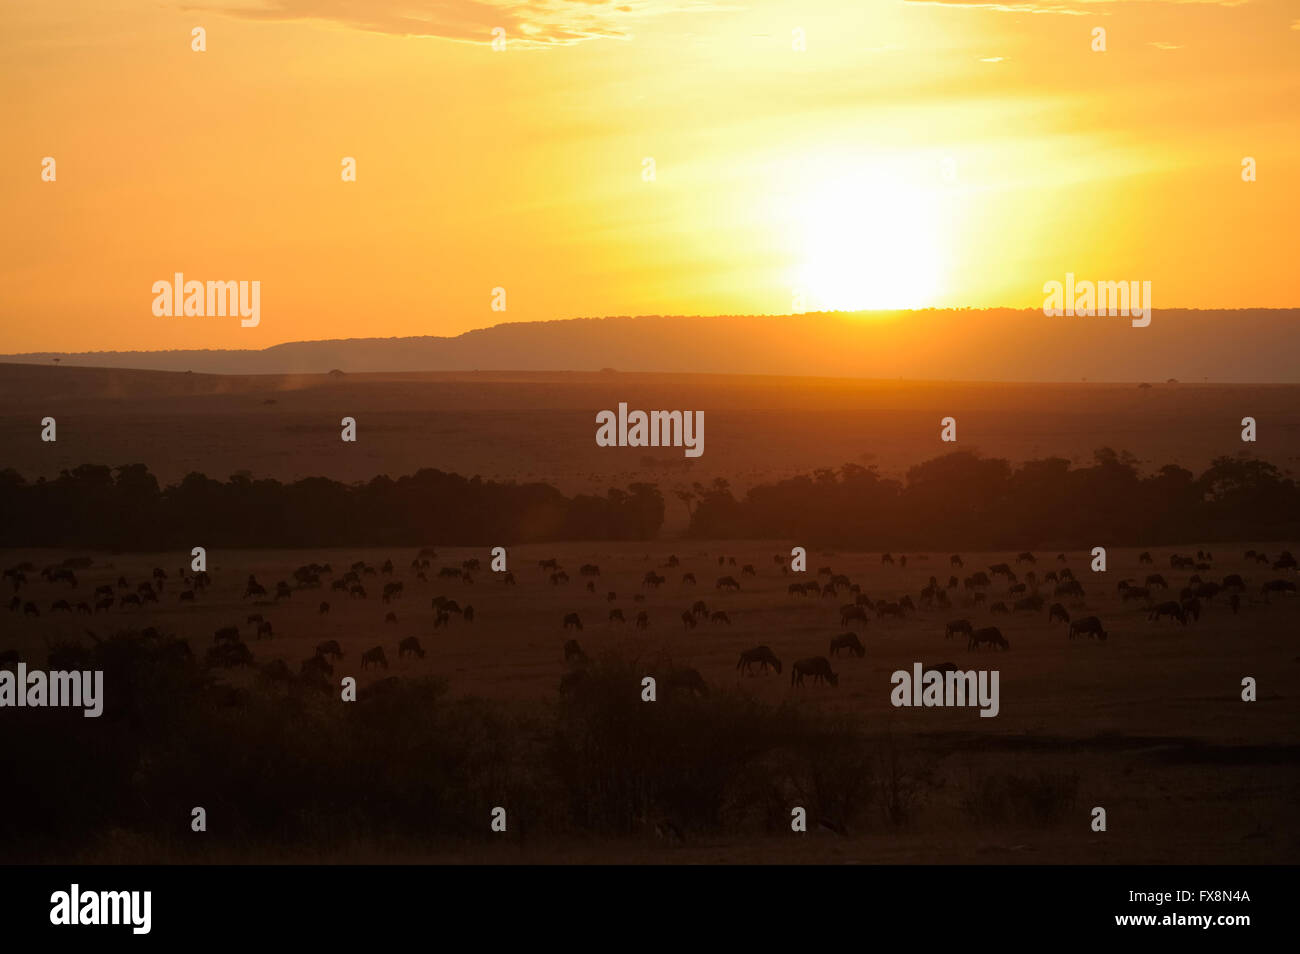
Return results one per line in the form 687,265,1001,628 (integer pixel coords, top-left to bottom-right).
196,0,738,46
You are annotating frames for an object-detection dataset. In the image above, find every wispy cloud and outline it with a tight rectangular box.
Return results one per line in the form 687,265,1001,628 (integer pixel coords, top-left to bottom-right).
905,0,1251,14
1149,41,1183,49
195,0,739,46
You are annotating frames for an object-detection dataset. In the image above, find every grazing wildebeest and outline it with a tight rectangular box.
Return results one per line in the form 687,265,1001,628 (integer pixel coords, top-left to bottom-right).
608,608,625,623
349,584,367,599
964,572,991,590
1148,601,1186,625
50,600,72,613
1193,582,1221,601
1146,574,1168,590
563,639,585,663
1055,580,1085,599
1048,603,1070,624
1221,574,1245,591
664,667,709,697
1008,582,1027,596
951,554,964,568
881,553,894,565
643,571,665,589
1014,594,1044,613
382,581,404,603
741,564,756,577
681,610,697,630
244,581,267,599
385,611,398,624
829,631,865,658
710,611,731,625
682,573,696,585
256,620,274,639
463,605,474,623
563,612,583,631
1016,552,1036,564
214,625,241,644
361,646,389,670
319,601,330,614
989,601,1009,615
989,563,1013,579
716,576,740,591
634,611,650,629
247,613,264,625
945,618,973,640
1261,579,1296,600
841,604,870,627
606,591,617,602
95,597,114,612
691,600,708,618
434,611,451,628
1181,597,1201,622
736,646,782,675
316,639,344,661
1122,586,1150,602
1068,616,1107,640
399,636,426,660
854,592,872,608
968,627,1009,651
791,657,838,687
207,642,254,669
76,602,91,615
274,581,293,600
876,601,905,619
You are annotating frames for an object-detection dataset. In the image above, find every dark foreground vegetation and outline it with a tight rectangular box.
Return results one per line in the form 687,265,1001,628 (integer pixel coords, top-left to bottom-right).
2,629,1083,860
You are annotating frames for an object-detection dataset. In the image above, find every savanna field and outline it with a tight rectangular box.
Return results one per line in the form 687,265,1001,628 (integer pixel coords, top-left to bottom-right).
3,540,1296,864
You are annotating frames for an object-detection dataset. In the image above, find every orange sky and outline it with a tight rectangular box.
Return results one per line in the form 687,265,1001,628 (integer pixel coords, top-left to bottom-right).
1,0,1297,353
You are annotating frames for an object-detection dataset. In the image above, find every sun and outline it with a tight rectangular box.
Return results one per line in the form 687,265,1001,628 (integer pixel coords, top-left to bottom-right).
794,170,947,312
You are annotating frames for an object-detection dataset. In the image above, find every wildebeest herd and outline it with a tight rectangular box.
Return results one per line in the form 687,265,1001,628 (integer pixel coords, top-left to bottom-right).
1,544,1297,707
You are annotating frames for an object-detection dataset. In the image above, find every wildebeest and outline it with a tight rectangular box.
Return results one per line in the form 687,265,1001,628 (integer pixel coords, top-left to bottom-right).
841,604,870,626
1122,586,1150,602
716,576,740,591
563,639,585,663
256,620,274,639
319,601,330,614
608,608,625,623
634,610,650,629
1068,616,1107,640
681,610,697,630
1181,597,1201,622
1048,603,1070,624
382,581,404,603
316,639,344,661
682,573,696,585
1146,574,1168,590
1261,579,1296,600
663,667,709,697
1016,552,1036,564
463,605,474,623
563,612,583,631
989,601,1009,615
398,636,426,660
736,645,782,675
214,625,241,644
301,654,333,679
829,631,865,658
361,646,389,670
384,612,398,624
643,571,665,589
1013,594,1044,613
945,618,972,640
950,554,964,567
710,611,731,625
968,626,1009,651
791,657,838,687
1148,601,1186,625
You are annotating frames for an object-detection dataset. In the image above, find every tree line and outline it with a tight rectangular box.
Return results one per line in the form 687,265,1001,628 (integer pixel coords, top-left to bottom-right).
0,464,664,549
684,449,1300,548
